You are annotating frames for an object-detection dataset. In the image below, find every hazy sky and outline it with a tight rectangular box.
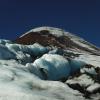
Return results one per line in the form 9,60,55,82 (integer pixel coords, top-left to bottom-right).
0,0,100,47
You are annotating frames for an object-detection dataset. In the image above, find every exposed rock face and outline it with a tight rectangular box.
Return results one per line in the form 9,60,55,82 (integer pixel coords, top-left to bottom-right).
15,31,75,49
0,27,100,100
15,27,100,55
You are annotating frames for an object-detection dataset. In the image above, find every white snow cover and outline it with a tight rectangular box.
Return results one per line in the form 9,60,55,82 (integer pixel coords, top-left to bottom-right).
0,63,83,100
75,53,100,67
20,26,65,37
0,57,84,100
0,40,85,100
20,26,99,52
81,66,97,75
0,39,12,45
87,83,100,93
66,74,94,87
0,26,100,100
6,43,48,56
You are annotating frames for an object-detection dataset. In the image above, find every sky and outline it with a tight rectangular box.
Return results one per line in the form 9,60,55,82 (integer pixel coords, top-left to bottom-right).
0,0,100,47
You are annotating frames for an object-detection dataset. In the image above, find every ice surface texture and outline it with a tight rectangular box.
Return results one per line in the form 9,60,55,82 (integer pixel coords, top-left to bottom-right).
0,27,100,100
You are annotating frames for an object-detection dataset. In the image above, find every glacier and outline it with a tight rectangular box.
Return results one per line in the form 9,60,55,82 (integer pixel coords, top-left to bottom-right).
0,27,100,100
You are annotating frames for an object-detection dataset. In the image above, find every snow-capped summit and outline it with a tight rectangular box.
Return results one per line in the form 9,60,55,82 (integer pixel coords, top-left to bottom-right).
16,26,100,55
0,26,100,100
20,26,65,37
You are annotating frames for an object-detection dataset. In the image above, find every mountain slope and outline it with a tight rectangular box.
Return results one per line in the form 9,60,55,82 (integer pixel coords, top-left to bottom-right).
16,27,100,55
0,27,100,100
